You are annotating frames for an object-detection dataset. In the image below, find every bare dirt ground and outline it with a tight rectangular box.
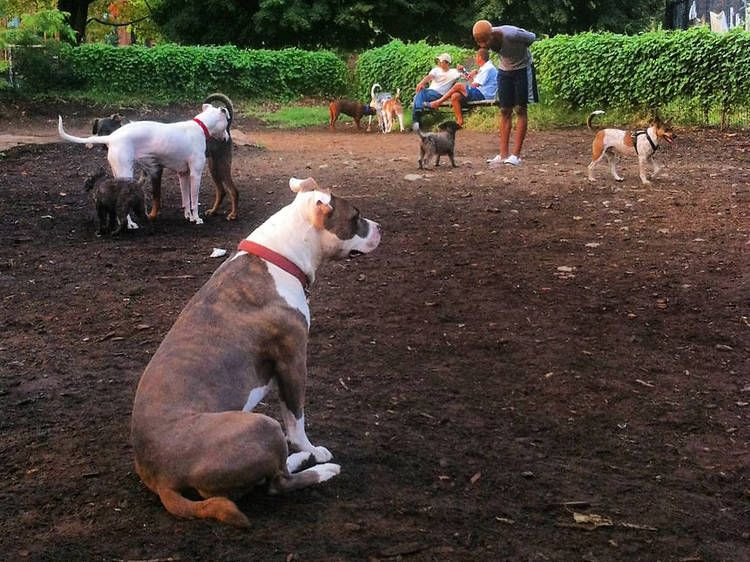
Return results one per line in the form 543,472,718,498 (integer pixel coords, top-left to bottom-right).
1,101,749,562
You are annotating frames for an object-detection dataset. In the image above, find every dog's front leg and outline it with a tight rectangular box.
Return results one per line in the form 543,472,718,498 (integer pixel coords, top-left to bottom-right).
177,172,192,220
276,357,332,463
651,156,663,178
638,156,651,185
280,403,332,463
189,171,204,224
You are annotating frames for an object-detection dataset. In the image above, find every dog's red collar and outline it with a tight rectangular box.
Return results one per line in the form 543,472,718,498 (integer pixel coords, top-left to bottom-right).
193,118,211,140
237,239,310,291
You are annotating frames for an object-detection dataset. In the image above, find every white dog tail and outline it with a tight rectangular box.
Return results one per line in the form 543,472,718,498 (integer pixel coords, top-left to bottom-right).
58,115,110,145
587,110,605,130
394,88,401,100
371,83,381,98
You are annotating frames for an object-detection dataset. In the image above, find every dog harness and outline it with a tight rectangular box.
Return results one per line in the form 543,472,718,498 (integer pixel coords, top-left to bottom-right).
237,239,310,291
631,130,658,155
193,118,211,140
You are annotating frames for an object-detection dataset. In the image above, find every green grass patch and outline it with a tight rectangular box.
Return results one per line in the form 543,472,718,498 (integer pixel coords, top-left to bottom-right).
253,105,331,128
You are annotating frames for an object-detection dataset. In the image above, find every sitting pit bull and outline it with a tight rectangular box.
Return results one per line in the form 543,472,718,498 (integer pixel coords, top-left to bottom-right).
130,177,382,527
58,103,230,225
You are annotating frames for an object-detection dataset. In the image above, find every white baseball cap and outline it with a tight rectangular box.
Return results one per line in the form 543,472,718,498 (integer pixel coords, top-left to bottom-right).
436,53,452,63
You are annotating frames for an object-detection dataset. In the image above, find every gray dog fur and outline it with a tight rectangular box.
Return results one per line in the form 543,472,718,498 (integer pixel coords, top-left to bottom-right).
414,121,461,169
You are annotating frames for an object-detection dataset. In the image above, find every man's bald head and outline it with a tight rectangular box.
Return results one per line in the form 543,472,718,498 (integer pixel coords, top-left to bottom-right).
473,20,492,42
473,20,501,50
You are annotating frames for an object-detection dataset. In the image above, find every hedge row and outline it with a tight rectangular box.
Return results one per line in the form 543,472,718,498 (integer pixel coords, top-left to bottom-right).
12,43,351,101
531,27,750,112
9,28,750,115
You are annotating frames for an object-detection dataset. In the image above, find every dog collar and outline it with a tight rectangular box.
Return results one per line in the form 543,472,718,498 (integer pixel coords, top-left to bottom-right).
193,118,211,140
237,239,310,291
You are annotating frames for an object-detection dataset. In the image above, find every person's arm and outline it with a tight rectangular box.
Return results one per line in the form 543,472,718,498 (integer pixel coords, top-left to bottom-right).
502,26,536,45
415,72,434,93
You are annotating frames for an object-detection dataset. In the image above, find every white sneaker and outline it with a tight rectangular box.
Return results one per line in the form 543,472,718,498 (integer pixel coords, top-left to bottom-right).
486,154,504,165
503,155,522,166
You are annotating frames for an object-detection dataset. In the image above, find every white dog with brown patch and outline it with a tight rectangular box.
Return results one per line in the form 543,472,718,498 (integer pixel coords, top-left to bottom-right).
130,177,381,527
58,104,230,224
587,110,674,185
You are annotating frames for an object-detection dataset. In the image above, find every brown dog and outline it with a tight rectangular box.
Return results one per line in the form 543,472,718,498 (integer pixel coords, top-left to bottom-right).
328,99,375,132
380,89,404,133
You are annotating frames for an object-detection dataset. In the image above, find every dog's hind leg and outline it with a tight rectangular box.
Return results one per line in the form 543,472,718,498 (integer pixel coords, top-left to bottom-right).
608,151,624,182
96,203,109,236
328,103,337,132
206,154,238,220
588,133,606,182
448,150,457,168
147,167,164,218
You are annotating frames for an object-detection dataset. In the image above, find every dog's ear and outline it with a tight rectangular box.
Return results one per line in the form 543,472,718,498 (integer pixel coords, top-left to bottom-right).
289,177,320,193
202,103,212,112
309,190,334,229
111,114,122,123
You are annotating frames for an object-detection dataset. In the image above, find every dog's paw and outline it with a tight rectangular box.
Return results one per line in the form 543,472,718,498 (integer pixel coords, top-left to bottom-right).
194,217,204,225
286,451,314,473
310,445,333,463
311,463,341,483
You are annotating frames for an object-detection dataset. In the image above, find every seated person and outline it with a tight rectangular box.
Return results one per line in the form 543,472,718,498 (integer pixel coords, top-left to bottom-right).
429,49,498,126
412,53,462,127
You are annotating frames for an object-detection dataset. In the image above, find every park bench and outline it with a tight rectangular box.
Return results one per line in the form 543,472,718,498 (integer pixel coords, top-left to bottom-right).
432,98,497,112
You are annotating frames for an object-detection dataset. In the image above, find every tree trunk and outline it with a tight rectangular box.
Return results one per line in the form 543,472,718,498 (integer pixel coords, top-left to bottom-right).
57,0,93,44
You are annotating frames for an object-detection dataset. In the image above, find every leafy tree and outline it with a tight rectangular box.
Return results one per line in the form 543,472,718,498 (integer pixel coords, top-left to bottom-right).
151,0,667,49
476,0,666,36
85,0,162,44
152,0,478,49
0,7,75,46
57,0,93,42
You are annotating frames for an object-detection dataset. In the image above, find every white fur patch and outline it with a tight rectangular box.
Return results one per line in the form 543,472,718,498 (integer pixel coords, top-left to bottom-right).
242,383,271,412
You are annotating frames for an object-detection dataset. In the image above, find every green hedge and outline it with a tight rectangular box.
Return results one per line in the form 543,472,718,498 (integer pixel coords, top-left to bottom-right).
531,27,750,113
12,43,351,101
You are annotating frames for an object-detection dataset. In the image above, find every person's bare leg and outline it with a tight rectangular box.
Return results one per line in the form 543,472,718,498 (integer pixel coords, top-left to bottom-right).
512,105,528,157
499,107,513,159
430,84,468,108
450,93,464,126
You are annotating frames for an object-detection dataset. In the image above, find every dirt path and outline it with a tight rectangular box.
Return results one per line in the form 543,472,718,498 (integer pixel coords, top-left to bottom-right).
1,106,749,561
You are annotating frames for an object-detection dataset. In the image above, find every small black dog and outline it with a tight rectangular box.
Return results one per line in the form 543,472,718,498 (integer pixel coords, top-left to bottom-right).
414,121,461,169
84,168,150,236
92,113,124,136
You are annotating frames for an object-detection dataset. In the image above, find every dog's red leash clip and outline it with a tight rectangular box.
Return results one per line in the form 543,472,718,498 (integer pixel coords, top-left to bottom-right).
193,118,211,140
237,239,310,291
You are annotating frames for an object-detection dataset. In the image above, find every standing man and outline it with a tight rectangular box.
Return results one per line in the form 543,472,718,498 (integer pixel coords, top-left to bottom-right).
428,49,498,127
412,53,462,128
473,20,537,166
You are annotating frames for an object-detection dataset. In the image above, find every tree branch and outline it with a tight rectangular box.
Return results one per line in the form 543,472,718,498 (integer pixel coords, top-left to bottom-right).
85,15,150,28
